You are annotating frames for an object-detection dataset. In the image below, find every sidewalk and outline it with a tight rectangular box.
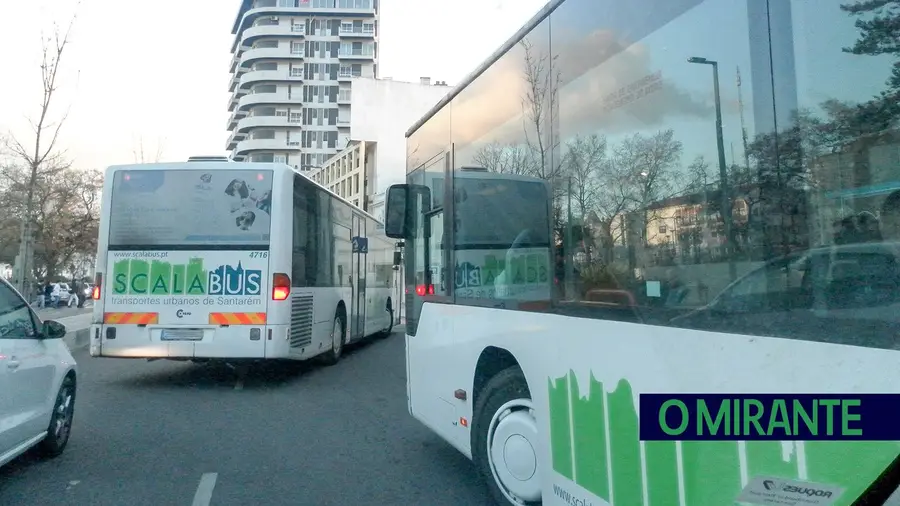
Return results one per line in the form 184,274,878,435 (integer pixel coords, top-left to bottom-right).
33,302,93,320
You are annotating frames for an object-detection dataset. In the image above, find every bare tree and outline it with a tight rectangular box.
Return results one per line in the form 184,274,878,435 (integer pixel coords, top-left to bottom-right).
30,168,102,279
609,129,682,265
686,155,713,192
520,39,564,186
593,162,636,265
564,134,607,217
2,11,79,299
132,135,166,163
472,142,535,175
563,134,609,263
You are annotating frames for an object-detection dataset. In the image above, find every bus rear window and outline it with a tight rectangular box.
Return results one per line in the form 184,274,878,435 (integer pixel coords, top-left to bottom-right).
455,178,552,248
108,169,273,248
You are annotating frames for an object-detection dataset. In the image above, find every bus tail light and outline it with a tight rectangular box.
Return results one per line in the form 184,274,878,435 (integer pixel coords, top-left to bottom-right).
415,284,435,296
272,273,291,301
92,273,102,300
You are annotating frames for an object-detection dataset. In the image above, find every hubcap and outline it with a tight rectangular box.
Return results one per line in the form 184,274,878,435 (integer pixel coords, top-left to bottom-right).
487,399,541,504
54,388,73,441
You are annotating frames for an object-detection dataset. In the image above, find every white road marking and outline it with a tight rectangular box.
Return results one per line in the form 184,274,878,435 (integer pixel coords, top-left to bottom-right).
234,378,244,391
191,473,218,506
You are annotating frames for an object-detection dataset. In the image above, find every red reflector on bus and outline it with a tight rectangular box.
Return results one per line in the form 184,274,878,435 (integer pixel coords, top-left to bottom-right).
272,273,291,301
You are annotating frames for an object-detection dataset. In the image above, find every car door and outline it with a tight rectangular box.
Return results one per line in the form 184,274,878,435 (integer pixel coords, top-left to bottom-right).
0,281,55,449
0,333,16,454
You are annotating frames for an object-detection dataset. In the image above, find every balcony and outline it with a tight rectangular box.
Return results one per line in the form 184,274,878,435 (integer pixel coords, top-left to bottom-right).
239,24,305,49
236,92,303,112
337,71,360,81
234,1,376,36
338,26,375,37
236,115,302,133
337,49,375,60
239,70,304,90
337,118,351,128
226,109,248,130
337,90,351,103
238,47,304,70
234,138,303,156
226,130,248,151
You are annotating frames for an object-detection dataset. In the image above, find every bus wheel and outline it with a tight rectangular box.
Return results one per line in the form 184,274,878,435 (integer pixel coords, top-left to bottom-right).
378,300,394,338
322,311,345,366
472,366,541,505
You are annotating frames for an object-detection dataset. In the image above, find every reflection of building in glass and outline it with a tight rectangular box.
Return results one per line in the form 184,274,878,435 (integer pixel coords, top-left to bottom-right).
587,183,808,268
809,130,900,244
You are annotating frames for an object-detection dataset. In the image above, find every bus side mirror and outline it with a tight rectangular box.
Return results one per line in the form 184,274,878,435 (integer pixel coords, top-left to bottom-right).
385,184,409,239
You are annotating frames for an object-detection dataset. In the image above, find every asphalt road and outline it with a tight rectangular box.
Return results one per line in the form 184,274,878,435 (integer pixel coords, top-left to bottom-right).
0,327,495,506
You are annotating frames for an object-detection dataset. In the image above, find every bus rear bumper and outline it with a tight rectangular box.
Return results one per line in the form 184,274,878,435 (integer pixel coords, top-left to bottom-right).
90,323,277,359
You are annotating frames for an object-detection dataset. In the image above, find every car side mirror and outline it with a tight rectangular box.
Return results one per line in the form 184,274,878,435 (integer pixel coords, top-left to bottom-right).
42,320,67,340
385,184,410,239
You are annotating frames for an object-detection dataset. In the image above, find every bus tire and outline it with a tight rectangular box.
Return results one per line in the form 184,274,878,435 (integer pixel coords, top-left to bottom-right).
322,310,346,366
472,366,541,506
378,299,394,338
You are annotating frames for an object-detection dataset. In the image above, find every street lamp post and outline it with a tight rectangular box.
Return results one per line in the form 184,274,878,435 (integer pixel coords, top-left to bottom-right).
565,176,574,300
688,56,736,281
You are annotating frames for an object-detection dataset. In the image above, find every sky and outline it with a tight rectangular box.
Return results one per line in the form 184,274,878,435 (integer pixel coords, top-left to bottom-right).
0,0,547,172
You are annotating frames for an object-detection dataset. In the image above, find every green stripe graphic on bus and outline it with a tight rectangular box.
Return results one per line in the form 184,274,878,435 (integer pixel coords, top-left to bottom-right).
548,372,898,505
113,258,208,295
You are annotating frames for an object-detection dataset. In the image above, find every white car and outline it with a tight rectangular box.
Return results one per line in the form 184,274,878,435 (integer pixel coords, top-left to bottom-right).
0,277,77,467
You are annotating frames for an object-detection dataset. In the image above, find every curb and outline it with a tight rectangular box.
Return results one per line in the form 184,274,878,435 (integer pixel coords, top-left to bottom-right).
64,327,91,351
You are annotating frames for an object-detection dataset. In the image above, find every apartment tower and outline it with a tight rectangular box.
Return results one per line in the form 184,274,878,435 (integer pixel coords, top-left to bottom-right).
226,0,378,170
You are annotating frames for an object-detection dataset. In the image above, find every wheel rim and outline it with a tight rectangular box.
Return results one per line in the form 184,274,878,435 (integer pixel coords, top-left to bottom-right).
486,398,541,504
331,319,343,357
53,386,74,443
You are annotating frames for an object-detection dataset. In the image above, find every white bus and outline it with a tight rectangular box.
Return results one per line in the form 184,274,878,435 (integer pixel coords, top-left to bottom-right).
383,0,900,504
89,161,395,364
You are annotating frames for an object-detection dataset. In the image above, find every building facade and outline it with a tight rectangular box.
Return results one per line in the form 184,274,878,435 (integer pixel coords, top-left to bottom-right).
348,77,450,194
226,0,378,170
307,77,451,211
308,140,373,209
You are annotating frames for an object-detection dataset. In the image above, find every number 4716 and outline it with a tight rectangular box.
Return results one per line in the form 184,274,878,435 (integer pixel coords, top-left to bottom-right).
249,251,268,259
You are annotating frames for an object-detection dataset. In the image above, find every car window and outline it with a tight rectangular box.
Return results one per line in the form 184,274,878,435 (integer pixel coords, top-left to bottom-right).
0,282,39,340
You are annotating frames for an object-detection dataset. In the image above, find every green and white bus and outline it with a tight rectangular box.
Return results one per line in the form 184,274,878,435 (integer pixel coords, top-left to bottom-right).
384,0,900,504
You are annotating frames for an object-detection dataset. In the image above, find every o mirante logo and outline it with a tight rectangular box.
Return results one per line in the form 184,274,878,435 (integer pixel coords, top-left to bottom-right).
637,394,898,441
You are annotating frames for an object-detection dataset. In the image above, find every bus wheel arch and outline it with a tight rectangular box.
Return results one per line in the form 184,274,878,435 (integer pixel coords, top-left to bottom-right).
472,354,540,505
472,347,520,410
379,297,394,338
